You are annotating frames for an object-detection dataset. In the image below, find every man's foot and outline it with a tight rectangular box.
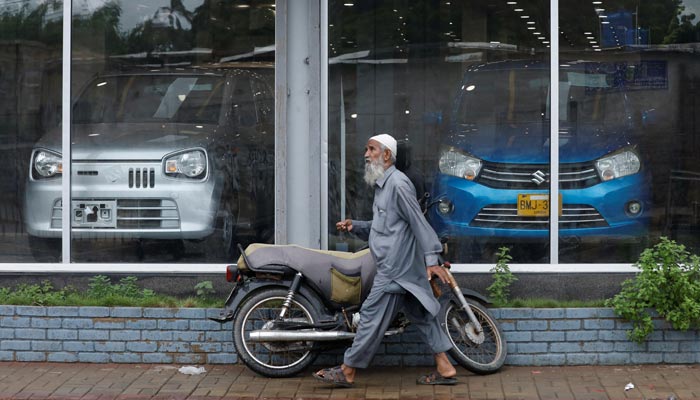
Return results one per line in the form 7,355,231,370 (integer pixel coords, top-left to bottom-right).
416,371,458,385
312,365,354,388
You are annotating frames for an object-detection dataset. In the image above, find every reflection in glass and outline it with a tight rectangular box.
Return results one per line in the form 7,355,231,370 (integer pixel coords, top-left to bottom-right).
328,0,550,263
559,1,700,263
22,0,275,263
0,2,63,262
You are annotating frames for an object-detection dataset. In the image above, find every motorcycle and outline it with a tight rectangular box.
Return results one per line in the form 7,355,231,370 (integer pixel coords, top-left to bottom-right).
211,243,507,378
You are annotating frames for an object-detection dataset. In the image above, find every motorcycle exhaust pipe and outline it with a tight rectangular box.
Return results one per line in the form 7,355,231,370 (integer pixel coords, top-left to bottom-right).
248,330,356,342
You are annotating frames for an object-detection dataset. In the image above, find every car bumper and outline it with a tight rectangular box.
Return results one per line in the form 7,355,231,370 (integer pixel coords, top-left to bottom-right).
428,173,650,240
24,161,222,239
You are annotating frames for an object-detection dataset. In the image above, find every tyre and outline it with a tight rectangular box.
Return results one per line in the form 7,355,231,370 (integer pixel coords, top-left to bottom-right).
233,288,319,377
207,194,240,261
441,298,507,374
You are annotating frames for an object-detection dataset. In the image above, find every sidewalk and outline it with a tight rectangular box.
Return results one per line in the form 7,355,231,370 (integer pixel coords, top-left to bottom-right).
0,362,698,400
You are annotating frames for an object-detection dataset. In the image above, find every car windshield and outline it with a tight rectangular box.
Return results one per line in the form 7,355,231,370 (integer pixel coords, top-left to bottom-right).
457,68,627,132
73,75,226,124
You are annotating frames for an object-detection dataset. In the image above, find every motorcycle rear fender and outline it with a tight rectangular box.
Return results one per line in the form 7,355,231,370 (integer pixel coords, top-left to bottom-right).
211,279,332,323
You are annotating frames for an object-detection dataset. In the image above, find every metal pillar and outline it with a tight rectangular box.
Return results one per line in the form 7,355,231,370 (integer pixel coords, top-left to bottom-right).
275,0,322,248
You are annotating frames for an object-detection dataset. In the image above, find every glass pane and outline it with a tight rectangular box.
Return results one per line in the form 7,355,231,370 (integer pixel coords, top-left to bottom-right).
558,1,694,263
328,0,551,263
60,0,275,263
2,1,63,262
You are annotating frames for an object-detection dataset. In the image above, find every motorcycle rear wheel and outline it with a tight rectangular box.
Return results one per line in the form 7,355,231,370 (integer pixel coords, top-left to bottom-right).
441,298,507,374
233,288,319,377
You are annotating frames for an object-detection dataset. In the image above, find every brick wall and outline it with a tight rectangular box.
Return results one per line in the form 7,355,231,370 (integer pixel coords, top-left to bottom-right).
0,306,698,365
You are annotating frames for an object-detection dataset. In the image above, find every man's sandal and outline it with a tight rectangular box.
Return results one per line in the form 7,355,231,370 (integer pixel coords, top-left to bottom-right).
312,365,355,388
416,371,458,385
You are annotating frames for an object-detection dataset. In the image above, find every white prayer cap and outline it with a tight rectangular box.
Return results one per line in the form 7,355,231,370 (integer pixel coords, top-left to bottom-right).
369,134,397,157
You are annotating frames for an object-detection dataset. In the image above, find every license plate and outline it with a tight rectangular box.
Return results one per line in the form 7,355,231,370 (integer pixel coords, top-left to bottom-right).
517,194,562,217
72,200,117,228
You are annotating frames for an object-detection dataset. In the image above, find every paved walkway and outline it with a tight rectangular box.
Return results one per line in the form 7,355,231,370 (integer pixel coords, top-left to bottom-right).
0,362,698,399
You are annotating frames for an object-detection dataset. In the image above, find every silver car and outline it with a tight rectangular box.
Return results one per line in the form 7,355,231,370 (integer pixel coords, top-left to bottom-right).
24,68,275,260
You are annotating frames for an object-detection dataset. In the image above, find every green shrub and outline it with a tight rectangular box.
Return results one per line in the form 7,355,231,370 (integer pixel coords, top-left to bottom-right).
606,237,700,343
487,246,518,306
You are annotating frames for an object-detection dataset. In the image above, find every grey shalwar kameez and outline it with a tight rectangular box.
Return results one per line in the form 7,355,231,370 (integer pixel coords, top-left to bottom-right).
344,165,453,368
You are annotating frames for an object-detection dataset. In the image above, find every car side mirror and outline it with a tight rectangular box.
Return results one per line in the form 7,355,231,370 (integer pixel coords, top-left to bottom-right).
641,108,657,127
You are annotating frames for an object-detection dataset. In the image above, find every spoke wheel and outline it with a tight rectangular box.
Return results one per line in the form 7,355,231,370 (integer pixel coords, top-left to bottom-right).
233,288,319,377
442,298,507,374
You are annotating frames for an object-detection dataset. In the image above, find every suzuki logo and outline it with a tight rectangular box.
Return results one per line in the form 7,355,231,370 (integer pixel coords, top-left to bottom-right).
531,170,547,185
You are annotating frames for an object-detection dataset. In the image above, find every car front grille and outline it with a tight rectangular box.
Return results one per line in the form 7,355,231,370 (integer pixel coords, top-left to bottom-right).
471,204,608,229
128,168,156,188
477,162,600,190
116,199,179,228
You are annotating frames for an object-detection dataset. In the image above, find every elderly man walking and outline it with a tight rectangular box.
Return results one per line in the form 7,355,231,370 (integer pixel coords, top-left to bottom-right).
313,134,458,387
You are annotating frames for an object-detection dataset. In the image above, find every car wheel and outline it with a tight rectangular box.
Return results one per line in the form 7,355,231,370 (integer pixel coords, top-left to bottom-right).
27,236,61,262
208,194,241,261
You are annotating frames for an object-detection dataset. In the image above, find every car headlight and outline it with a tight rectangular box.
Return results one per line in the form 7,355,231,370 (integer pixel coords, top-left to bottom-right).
164,149,207,179
32,150,62,179
439,147,482,180
595,149,641,182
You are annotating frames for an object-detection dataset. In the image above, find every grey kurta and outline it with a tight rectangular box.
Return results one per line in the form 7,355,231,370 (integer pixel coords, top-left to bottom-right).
351,165,443,316
343,165,451,368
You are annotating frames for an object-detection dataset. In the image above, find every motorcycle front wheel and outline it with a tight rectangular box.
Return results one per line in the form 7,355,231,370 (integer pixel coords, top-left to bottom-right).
233,288,320,377
441,298,507,375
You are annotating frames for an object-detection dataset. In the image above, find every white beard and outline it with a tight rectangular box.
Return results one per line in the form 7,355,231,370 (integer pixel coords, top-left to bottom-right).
364,157,385,186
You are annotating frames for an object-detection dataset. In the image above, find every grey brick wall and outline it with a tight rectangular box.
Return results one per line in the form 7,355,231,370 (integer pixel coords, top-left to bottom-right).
0,306,697,366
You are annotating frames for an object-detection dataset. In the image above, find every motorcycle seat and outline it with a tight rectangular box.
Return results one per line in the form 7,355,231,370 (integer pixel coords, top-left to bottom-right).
237,243,376,303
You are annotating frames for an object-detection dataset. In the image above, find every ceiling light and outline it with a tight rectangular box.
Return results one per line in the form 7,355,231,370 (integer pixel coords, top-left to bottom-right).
602,21,610,24
533,32,540,35
584,31,593,35
542,41,550,44
594,49,602,51
527,21,535,24
590,41,597,44
528,27,536,30
538,36,545,39
344,2,354,6
595,8,605,12
592,45,600,48
592,1,602,3
514,8,524,12
521,15,530,18
507,1,517,4
599,15,607,18
587,36,594,39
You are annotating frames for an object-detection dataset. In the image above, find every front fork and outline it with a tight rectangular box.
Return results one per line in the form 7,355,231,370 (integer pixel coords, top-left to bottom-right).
443,266,484,335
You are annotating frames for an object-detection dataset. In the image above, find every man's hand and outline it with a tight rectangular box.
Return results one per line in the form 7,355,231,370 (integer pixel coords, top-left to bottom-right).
427,265,451,285
336,219,353,232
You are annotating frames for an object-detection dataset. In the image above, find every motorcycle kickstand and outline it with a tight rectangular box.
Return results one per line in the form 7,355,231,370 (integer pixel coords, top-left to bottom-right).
278,272,303,320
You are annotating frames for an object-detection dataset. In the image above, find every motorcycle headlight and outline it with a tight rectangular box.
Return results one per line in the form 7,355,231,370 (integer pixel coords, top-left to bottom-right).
32,149,63,179
595,149,641,182
439,147,482,180
164,149,207,179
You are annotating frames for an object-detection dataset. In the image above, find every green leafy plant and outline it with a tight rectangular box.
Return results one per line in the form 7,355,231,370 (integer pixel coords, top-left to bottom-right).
87,275,155,301
0,280,75,306
606,237,700,343
194,281,215,299
487,246,518,306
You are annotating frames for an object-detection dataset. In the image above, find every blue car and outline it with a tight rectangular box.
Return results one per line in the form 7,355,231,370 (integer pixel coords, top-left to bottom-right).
428,61,650,262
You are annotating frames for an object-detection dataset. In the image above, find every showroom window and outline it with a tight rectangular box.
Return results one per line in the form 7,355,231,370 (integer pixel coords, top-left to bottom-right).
19,0,275,264
327,0,700,268
327,0,552,264
0,0,63,263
